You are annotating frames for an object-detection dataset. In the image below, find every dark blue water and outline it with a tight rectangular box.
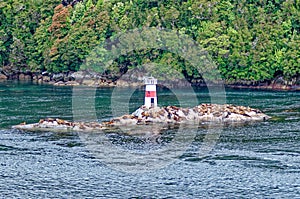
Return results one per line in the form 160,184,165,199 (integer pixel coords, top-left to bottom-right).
0,81,299,198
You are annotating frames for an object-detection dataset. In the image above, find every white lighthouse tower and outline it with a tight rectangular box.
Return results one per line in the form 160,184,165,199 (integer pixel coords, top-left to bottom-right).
144,76,157,108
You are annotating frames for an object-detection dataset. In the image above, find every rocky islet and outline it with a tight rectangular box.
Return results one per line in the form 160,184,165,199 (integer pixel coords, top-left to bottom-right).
13,104,271,133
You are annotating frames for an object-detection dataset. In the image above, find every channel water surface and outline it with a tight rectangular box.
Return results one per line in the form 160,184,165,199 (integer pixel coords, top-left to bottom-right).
0,81,299,198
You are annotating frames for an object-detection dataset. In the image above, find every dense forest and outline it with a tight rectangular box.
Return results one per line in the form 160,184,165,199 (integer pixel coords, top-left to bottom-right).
0,0,299,85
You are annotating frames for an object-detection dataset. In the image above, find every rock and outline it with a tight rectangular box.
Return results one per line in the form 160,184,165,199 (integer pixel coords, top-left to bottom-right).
19,73,32,80
32,75,38,81
0,74,7,80
65,81,80,86
54,81,65,86
64,75,74,82
53,81,77,86
19,73,25,80
70,71,86,81
13,104,271,133
116,79,143,87
33,74,43,82
24,75,32,80
89,71,103,79
52,73,65,82
82,79,96,86
42,71,49,76
42,76,51,82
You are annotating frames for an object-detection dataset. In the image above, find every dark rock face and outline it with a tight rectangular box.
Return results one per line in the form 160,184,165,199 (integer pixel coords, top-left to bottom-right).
62,0,83,7
62,0,68,6
52,73,65,82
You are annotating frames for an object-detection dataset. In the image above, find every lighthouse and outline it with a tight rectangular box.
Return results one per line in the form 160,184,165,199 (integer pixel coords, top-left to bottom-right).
144,76,157,108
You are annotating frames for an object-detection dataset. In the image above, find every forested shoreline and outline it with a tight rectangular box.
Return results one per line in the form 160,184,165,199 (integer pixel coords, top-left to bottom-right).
0,0,299,87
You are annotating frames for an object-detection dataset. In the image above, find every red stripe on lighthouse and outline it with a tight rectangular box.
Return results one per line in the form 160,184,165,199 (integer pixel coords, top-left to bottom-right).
146,91,156,97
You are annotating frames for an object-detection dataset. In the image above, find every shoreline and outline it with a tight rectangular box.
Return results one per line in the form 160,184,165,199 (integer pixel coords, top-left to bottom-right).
1,78,300,92
225,84,300,92
0,71,299,91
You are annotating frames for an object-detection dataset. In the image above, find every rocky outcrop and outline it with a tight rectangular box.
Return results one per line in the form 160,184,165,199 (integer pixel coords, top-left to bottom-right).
226,75,300,91
1,67,299,90
108,104,270,126
13,104,270,133
227,84,300,91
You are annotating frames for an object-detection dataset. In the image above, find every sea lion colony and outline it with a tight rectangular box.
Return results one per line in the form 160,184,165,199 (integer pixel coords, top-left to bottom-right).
13,104,270,132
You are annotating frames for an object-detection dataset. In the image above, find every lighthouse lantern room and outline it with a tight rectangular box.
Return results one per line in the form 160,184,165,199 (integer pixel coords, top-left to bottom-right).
144,77,157,108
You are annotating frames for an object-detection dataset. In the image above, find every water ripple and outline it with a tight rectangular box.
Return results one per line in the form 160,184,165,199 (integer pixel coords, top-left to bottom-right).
0,83,300,197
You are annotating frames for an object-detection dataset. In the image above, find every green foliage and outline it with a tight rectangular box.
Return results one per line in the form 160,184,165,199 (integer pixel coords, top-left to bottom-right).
0,0,299,83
